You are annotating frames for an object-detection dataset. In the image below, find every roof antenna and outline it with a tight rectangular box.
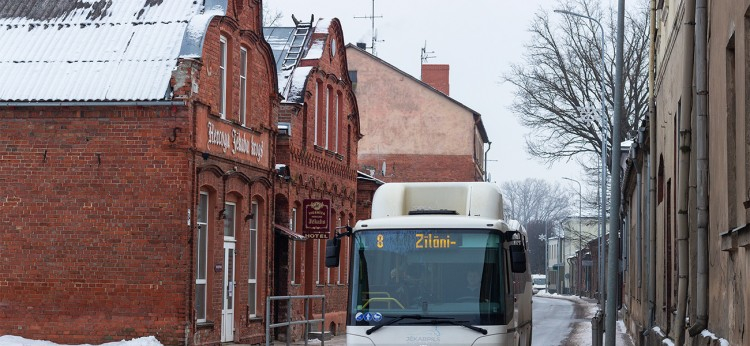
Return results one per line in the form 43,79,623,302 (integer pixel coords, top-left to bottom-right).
420,41,436,78
354,0,383,55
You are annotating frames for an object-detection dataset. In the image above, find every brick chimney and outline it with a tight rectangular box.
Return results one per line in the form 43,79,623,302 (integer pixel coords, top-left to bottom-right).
421,64,449,95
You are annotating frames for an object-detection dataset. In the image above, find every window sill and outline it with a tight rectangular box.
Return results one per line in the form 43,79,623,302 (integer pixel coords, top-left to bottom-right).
197,321,215,330
720,223,750,251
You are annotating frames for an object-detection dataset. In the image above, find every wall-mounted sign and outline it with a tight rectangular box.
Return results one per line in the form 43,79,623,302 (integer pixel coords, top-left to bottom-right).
207,121,264,162
302,199,330,239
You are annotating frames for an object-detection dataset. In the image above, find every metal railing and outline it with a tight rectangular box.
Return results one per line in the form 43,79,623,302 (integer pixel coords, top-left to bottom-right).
265,295,326,346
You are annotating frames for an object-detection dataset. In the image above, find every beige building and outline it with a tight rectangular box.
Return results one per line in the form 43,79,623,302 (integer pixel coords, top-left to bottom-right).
621,1,750,345
345,43,490,183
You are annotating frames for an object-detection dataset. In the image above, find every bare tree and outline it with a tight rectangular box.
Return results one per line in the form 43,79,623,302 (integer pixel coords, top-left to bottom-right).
504,0,649,173
501,178,572,226
262,3,283,27
501,178,574,275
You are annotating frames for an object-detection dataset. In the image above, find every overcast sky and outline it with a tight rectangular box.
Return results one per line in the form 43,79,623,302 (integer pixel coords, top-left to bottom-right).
266,0,593,186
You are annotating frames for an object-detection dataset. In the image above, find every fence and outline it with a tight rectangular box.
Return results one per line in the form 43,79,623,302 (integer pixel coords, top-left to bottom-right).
265,295,326,346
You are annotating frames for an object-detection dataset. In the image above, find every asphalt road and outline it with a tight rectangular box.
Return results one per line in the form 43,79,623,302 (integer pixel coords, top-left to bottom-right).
532,295,576,346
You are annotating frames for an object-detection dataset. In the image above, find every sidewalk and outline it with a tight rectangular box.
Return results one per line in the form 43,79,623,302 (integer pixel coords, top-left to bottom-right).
538,292,635,346
271,294,635,346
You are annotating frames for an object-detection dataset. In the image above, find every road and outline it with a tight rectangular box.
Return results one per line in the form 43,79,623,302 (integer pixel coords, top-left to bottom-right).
532,295,578,345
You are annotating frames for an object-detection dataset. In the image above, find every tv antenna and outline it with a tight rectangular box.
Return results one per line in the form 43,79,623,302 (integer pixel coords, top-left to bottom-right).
420,41,436,78
421,41,436,64
354,0,383,55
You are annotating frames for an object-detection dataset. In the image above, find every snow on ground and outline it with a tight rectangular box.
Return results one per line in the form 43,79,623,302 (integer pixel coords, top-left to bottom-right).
0,336,162,346
536,290,634,346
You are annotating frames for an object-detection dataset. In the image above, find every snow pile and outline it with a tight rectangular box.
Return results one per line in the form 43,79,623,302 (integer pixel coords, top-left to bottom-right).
0,336,162,346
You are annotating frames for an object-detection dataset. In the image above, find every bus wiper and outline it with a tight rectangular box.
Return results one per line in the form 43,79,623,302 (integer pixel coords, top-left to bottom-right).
426,319,488,335
365,314,452,335
409,319,487,334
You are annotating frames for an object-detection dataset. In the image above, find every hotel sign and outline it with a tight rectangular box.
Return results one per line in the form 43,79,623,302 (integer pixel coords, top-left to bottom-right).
302,199,330,239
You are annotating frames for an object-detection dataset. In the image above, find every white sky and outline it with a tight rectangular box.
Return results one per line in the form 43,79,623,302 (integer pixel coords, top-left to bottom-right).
266,0,587,186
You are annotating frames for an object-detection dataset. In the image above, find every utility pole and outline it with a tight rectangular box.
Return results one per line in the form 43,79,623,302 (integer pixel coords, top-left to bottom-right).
605,0,625,344
354,0,383,55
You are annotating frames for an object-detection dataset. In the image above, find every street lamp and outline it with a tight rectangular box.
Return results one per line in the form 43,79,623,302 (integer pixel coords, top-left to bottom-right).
563,177,582,297
554,8,608,309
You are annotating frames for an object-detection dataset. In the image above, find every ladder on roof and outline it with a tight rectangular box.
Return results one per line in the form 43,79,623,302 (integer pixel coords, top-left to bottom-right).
282,25,310,68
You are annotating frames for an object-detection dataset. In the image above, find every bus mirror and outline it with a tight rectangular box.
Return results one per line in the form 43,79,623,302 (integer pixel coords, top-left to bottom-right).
509,244,527,273
325,237,341,268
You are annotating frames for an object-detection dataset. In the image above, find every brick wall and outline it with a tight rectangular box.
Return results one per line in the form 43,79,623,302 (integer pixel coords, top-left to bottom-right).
0,108,192,345
359,153,480,182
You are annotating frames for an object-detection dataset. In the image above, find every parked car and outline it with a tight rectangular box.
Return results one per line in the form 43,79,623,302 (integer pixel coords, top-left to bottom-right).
531,274,547,295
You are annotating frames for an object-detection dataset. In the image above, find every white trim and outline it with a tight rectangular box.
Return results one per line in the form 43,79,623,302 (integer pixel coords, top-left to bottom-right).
196,192,209,323
239,47,247,126
219,36,227,119
248,201,258,317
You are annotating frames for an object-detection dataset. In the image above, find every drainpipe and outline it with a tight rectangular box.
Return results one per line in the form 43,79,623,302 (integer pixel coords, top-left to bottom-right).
688,0,708,335
647,0,658,330
484,142,492,182
675,0,696,343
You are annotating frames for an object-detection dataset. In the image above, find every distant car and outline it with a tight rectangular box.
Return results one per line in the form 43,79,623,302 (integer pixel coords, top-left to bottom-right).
531,274,546,295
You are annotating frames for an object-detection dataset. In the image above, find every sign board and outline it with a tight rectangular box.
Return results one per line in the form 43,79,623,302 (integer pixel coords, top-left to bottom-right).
302,199,330,239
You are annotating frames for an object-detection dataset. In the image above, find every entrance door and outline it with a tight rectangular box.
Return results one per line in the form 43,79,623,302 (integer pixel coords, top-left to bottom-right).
221,241,236,342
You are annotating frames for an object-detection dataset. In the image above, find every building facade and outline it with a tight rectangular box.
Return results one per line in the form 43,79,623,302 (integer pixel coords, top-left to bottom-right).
0,1,281,345
345,44,490,183
622,1,750,345
264,17,361,340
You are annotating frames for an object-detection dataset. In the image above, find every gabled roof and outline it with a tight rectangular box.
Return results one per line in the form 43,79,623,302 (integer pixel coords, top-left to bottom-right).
345,43,490,144
263,17,334,104
0,0,227,102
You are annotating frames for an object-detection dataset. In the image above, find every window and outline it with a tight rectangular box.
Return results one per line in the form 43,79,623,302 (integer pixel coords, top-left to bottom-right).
334,92,340,153
336,216,342,284
290,207,297,284
240,47,248,126
314,82,320,145
248,201,258,316
224,202,236,238
325,87,331,149
315,239,322,284
196,192,209,322
219,36,228,119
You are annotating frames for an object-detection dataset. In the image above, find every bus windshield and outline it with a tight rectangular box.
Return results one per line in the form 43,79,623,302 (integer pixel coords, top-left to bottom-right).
349,229,510,326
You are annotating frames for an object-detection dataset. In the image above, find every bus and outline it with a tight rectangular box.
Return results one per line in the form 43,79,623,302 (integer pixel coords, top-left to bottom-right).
326,182,532,345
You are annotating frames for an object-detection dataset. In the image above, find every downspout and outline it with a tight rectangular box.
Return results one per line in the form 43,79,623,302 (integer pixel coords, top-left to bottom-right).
484,142,492,182
688,0,708,335
647,0,658,330
675,0,696,343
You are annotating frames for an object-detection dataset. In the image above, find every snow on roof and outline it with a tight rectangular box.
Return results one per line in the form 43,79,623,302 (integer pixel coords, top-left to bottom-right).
264,17,333,103
0,0,225,102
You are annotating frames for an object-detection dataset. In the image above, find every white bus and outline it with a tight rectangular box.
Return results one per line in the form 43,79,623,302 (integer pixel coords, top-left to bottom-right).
326,182,532,345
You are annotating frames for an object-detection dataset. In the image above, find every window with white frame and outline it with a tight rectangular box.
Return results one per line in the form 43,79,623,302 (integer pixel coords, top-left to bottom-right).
290,207,297,284
325,87,330,149
195,192,209,322
334,92,340,153
239,47,247,126
314,82,319,145
336,216,342,284
315,239,321,284
219,36,227,119
248,201,258,316
224,202,236,238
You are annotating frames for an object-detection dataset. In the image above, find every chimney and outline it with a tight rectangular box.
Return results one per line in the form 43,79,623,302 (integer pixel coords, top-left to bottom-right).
356,42,367,50
421,64,449,95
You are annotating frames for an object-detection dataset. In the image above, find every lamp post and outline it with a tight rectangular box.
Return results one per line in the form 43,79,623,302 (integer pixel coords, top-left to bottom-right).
563,177,582,297
554,9,608,309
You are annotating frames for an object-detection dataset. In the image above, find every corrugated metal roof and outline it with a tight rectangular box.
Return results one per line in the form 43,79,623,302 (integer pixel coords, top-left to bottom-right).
0,0,223,102
264,18,333,103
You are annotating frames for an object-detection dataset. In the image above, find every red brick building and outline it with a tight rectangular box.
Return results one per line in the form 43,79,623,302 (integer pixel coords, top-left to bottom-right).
0,1,280,345
346,44,491,183
264,16,361,340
